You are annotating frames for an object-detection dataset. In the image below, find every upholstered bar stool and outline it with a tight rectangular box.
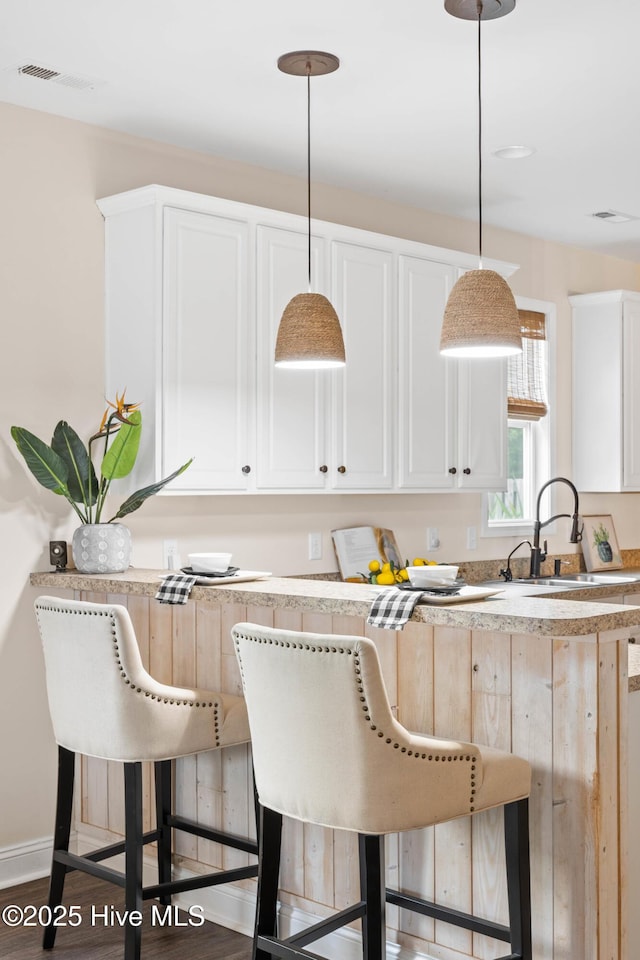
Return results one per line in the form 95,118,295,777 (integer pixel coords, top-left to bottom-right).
34,596,258,960
232,622,532,960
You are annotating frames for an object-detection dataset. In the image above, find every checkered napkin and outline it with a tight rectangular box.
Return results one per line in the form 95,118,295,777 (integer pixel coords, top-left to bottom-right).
155,573,198,605
367,587,424,630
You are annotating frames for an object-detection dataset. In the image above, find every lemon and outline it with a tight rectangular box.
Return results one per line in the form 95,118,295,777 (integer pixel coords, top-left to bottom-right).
368,559,381,573
397,568,409,581
377,570,396,585
381,561,392,572
427,560,438,566
412,557,426,566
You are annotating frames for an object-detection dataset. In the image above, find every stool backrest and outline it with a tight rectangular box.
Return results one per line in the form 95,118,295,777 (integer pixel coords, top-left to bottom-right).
35,596,153,760
35,594,240,764
232,622,480,833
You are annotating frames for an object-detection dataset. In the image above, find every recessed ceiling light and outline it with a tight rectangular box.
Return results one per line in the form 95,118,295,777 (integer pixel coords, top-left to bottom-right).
492,145,536,160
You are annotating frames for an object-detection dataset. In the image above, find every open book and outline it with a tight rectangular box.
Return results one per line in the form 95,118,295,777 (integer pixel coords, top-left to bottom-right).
331,526,403,582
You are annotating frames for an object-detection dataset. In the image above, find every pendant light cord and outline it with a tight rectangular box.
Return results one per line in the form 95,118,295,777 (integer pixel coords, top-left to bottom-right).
477,6,483,267
307,64,312,292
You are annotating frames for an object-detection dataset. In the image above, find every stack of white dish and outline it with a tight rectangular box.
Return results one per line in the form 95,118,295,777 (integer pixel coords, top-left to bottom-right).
188,552,232,574
406,564,459,588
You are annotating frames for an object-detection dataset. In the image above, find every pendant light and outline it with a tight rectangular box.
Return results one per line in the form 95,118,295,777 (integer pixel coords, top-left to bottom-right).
440,0,522,358
275,51,346,369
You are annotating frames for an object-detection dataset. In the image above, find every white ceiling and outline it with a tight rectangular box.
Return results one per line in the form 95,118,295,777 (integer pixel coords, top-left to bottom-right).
2,0,640,261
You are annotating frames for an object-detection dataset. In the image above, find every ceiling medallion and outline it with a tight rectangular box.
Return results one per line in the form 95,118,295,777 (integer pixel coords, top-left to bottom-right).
444,0,515,21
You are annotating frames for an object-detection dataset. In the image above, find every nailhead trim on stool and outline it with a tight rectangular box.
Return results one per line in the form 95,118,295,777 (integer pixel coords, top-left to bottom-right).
233,622,531,960
34,596,259,960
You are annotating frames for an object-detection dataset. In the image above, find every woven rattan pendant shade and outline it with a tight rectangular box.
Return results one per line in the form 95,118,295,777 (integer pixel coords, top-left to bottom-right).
275,293,346,368
441,1,522,359
274,51,345,369
440,269,522,357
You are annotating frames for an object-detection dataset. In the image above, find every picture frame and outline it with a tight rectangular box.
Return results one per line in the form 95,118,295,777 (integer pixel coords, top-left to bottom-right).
580,514,623,572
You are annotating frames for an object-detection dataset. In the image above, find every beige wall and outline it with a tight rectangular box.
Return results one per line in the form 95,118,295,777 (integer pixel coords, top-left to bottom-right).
1,98,640,854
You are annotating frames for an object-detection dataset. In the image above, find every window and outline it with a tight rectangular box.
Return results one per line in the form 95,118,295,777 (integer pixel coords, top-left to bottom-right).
483,302,553,537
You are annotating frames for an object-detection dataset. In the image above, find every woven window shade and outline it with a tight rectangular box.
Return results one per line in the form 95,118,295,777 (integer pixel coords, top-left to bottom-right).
507,310,548,420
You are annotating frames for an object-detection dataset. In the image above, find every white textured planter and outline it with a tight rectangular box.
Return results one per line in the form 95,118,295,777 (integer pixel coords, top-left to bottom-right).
72,523,132,574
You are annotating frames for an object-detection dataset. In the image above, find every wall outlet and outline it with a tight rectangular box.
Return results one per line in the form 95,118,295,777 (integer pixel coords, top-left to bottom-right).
427,527,440,551
466,526,477,550
163,539,180,570
308,532,322,561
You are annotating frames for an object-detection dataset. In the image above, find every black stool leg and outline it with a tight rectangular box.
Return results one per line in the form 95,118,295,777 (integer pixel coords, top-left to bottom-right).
154,760,172,905
43,746,75,950
124,762,144,960
254,805,282,960
359,834,386,960
251,762,261,848
504,798,532,960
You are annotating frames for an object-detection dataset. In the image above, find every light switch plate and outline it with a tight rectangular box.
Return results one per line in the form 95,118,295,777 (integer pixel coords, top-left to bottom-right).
427,527,440,551
163,539,180,569
308,532,322,561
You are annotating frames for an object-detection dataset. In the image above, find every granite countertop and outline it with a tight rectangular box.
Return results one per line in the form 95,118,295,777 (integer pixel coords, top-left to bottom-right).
29,567,640,637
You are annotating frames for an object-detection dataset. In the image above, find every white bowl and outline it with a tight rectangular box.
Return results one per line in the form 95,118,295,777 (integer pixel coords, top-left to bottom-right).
406,564,459,588
188,552,232,574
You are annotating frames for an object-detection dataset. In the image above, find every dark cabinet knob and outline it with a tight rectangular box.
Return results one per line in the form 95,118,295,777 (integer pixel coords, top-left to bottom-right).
463,467,471,475
241,465,251,474
448,467,457,475
337,465,346,474
319,465,328,473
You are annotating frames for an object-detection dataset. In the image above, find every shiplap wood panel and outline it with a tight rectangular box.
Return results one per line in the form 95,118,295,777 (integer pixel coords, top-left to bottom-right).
397,621,434,734
619,632,630,960
79,590,112,832
471,631,511,960
433,626,472,956
511,633,554,960
121,593,153,831
597,635,620,960
68,591,633,960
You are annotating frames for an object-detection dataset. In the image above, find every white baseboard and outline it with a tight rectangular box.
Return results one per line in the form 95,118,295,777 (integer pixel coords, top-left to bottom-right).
0,836,52,890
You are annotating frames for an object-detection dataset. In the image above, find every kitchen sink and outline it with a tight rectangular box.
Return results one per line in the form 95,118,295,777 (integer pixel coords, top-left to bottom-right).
510,573,640,587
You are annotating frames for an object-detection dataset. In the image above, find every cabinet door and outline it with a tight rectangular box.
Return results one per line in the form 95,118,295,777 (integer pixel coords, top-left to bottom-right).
572,292,625,492
623,299,640,489
255,225,328,490
162,208,252,491
456,358,507,491
330,241,394,490
397,256,458,489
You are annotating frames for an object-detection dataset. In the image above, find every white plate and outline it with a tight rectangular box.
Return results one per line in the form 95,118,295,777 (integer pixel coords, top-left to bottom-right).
418,585,504,605
160,570,272,586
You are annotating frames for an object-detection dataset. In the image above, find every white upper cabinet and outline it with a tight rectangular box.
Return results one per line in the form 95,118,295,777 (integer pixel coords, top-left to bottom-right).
163,208,252,491
255,224,329,490
572,290,640,492
256,229,394,491
455,355,508,491
98,185,516,495
330,240,394,490
397,256,507,491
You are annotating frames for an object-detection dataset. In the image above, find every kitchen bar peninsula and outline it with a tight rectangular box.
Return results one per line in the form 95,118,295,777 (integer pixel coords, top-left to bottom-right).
30,569,640,960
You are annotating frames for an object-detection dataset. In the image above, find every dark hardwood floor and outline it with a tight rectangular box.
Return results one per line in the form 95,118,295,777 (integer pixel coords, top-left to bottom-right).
0,874,252,960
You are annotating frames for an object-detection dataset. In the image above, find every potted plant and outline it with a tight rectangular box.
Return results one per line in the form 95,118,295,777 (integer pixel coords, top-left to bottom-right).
11,391,192,573
592,522,613,564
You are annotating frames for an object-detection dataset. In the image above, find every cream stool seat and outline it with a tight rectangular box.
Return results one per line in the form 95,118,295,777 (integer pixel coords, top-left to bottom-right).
232,622,532,960
35,596,258,960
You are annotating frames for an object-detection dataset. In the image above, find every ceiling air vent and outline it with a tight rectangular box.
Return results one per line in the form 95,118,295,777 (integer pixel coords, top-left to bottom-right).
591,210,638,224
19,63,60,81
13,62,105,91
